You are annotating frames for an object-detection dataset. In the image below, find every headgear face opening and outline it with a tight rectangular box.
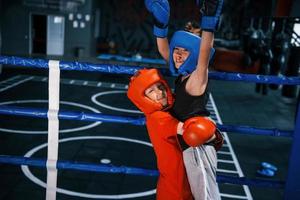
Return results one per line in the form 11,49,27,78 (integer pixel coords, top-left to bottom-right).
127,69,173,114
169,30,215,76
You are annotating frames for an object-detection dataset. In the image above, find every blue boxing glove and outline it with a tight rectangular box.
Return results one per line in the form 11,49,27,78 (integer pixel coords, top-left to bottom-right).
200,0,224,32
145,0,170,38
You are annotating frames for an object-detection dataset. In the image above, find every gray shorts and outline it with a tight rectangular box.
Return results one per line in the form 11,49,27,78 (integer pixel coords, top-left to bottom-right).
183,145,220,200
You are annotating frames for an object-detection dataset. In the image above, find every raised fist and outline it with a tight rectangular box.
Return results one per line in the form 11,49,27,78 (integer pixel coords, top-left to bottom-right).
145,0,170,37
200,0,224,32
183,117,216,147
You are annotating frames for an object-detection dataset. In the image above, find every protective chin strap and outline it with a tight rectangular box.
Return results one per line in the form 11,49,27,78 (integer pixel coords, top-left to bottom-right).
127,68,173,115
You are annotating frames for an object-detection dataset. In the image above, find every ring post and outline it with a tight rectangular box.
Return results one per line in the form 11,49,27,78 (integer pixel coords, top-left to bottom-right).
284,100,300,199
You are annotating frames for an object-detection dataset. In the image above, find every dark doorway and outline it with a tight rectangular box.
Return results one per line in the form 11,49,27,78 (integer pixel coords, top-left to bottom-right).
31,14,47,54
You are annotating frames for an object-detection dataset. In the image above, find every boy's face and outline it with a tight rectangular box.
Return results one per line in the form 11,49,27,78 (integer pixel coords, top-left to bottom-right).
144,82,168,107
173,47,190,69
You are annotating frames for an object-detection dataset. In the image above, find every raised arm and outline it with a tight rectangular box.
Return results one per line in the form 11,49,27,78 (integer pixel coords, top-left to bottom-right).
157,37,170,61
186,0,223,96
145,0,170,61
187,31,214,95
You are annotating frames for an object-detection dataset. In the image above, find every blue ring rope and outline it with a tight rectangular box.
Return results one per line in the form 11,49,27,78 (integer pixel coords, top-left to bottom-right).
0,155,159,176
0,105,293,137
0,55,299,85
217,175,285,189
0,155,284,188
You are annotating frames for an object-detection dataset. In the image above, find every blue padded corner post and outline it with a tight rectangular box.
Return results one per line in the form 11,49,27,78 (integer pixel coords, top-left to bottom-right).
284,100,300,199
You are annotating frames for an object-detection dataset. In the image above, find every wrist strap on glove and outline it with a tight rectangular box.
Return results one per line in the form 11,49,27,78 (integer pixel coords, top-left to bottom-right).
200,0,224,32
145,0,169,38
204,128,224,151
154,26,168,38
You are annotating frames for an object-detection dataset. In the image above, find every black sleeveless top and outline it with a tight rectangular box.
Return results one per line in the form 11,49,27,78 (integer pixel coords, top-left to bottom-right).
170,75,210,122
171,75,210,150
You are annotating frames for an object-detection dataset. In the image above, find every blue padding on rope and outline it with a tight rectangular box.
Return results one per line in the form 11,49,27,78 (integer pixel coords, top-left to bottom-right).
1,55,299,85
218,124,293,137
0,105,146,126
59,61,142,75
0,56,49,69
0,105,293,137
0,155,285,188
0,155,159,176
209,72,300,85
217,175,285,189
0,55,142,75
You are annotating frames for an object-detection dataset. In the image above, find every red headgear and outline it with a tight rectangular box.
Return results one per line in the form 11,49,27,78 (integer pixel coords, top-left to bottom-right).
127,68,174,114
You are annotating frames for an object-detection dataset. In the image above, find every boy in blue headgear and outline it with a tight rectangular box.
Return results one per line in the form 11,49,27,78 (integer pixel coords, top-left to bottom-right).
145,0,224,199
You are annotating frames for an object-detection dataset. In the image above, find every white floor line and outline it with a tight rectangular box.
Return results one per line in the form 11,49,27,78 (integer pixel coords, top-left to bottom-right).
218,151,232,155
218,159,234,164
220,193,249,199
217,169,238,174
209,94,253,200
0,76,34,92
0,75,21,84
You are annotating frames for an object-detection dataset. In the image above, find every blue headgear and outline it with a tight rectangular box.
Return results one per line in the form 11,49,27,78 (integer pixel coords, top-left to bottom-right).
169,30,215,76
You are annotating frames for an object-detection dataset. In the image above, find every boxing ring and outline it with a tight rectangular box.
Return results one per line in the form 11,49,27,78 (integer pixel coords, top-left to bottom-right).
0,55,299,200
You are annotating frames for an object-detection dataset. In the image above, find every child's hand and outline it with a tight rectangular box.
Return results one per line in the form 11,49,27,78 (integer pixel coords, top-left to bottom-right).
200,0,224,32
145,0,170,38
182,117,216,147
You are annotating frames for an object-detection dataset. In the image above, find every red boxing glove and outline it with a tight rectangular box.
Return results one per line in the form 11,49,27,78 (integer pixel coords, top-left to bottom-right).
183,117,216,147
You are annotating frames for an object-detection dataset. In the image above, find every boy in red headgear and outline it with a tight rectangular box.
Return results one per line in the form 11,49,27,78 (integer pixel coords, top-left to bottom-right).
127,68,219,200
127,68,193,200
